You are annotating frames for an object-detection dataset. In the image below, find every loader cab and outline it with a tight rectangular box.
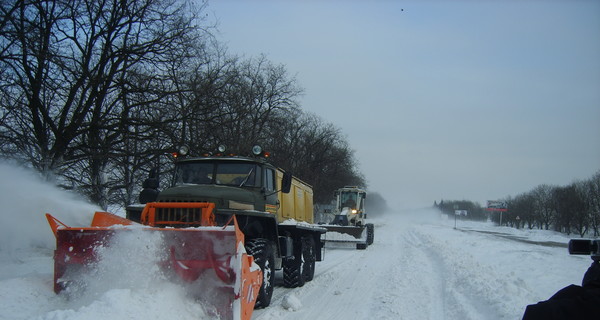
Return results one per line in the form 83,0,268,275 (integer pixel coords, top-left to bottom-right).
335,186,367,215
340,192,358,210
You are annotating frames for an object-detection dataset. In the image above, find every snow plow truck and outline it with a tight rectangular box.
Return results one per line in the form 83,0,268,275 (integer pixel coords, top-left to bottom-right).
322,186,374,249
46,145,326,320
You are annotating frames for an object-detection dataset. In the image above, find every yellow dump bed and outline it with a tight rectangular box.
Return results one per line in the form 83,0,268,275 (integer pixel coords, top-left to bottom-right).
276,169,314,223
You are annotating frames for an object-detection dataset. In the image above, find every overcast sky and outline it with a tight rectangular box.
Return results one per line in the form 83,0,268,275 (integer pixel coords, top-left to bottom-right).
206,0,600,209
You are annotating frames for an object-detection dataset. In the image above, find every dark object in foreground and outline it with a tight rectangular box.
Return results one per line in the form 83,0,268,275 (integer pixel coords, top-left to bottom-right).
522,239,600,320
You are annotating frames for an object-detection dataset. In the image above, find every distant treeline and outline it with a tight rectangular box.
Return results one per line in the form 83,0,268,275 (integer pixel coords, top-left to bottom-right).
435,171,600,237
0,0,364,209
434,200,488,221
365,192,390,216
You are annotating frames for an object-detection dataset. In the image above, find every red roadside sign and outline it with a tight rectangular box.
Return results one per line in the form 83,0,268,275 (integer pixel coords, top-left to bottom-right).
486,200,507,212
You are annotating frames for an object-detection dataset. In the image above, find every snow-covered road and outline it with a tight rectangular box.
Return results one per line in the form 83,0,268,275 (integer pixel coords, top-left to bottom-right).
0,162,594,320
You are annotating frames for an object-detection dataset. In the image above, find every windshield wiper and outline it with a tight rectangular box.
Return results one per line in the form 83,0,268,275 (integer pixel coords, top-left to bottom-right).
239,167,255,187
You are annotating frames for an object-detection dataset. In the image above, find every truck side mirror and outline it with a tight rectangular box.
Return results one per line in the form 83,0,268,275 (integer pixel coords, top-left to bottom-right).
281,172,292,194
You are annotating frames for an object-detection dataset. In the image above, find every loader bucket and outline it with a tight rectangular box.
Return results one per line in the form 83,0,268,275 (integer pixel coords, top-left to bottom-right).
322,225,366,239
46,205,262,320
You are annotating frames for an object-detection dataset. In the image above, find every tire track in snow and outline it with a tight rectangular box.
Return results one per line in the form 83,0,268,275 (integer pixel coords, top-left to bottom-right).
254,220,410,320
391,228,447,320
409,225,527,319
254,220,453,320
411,227,497,319
254,247,377,320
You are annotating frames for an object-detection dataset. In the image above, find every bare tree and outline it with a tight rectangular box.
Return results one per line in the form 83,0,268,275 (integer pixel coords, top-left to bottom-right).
0,0,209,207
269,112,365,204
572,180,592,237
553,184,587,236
586,171,600,236
209,54,303,153
531,184,556,230
508,192,536,229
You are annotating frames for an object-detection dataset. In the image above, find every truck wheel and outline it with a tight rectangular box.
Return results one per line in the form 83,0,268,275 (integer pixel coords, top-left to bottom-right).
283,235,316,287
302,236,316,282
356,242,368,250
245,238,275,308
366,223,374,245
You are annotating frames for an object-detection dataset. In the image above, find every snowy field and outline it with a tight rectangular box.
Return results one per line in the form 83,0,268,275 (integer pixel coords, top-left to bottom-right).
0,162,593,320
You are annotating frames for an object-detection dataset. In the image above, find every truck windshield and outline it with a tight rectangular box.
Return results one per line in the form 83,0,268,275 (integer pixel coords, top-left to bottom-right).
340,192,358,209
174,162,259,187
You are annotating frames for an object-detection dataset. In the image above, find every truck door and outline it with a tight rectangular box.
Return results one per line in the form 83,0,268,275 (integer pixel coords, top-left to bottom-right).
264,167,278,214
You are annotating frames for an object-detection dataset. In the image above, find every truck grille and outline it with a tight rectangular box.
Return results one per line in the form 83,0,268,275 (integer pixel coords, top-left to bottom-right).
153,200,210,226
157,207,202,224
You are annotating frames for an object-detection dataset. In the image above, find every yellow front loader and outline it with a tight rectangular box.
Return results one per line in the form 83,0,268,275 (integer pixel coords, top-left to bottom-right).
322,186,375,250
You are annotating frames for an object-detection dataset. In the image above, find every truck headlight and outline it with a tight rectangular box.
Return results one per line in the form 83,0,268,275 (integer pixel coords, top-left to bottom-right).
178,145,189,156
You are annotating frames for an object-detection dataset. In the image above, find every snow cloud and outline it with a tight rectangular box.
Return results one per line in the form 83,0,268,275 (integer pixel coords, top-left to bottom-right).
0,162,98,254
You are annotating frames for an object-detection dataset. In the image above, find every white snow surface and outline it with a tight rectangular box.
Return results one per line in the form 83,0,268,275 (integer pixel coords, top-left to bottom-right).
0,162,593,319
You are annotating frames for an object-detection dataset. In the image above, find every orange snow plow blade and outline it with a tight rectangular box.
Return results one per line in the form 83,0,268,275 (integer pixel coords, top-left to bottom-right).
46,202,262,320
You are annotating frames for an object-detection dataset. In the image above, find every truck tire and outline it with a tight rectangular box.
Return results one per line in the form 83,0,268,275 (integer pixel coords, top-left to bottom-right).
283,235,316,287
245,238,275,308
302,236,316,282
366,223,374,245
